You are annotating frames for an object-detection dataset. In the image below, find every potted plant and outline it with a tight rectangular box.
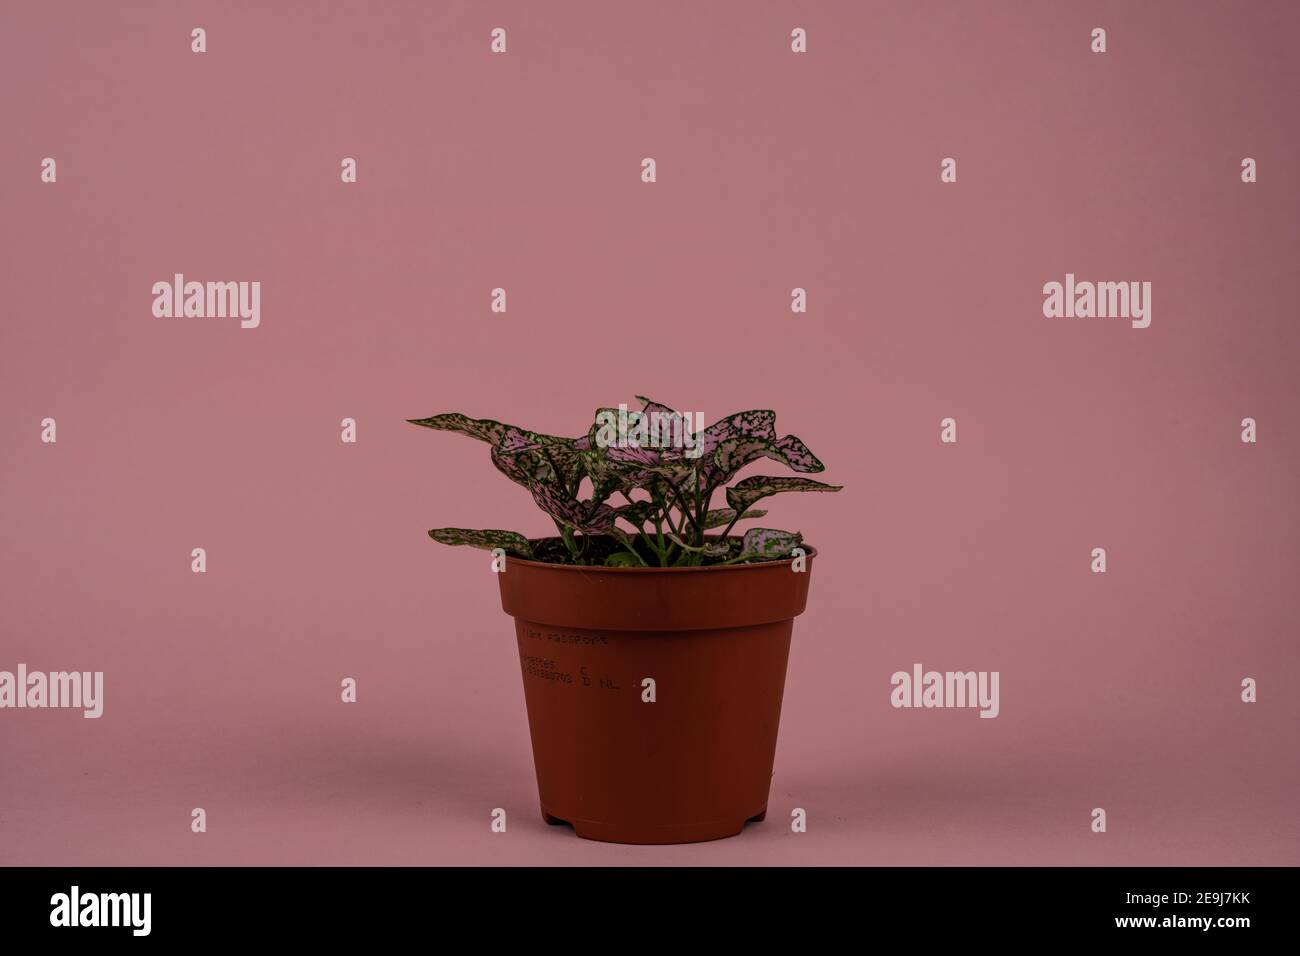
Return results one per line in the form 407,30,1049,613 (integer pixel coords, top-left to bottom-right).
409,397,840,844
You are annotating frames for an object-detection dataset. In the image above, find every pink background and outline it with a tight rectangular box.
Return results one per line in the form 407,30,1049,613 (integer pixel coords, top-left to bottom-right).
2,0,1297,865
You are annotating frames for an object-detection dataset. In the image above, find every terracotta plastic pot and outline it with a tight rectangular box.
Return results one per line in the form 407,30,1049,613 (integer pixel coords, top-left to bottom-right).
497,545,816,844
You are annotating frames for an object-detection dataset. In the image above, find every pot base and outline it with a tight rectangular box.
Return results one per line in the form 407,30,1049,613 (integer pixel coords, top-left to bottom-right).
540,804,769,845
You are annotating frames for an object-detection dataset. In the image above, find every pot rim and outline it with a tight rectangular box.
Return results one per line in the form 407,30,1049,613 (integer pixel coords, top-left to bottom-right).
505,542,818,574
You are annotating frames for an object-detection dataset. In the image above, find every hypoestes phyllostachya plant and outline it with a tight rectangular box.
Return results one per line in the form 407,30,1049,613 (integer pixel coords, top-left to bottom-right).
408,397,841,567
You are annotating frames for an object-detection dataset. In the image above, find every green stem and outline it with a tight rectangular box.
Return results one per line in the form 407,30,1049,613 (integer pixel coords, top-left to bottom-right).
718,505,749,542
666,481,700,535
616,491,663,564
558,523,580,561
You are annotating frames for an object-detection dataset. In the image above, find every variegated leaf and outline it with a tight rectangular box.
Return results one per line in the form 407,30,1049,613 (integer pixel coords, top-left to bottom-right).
773,434,825,473
408,413,508,445
703,507,768,529
736,528,802,562
607,444,662,467
635,395,683,420
498,426,540,454
574,407,622,451
490,445,554,488
615,499,658,528
578,408,664,486
666,534,731,557
636,396,703,457
409,414,582,478
427,528,534,558
711,435,794,482
725,476,841,514
644,460,700,484
699,409,777,457
529,482,617,533
580,449,631,496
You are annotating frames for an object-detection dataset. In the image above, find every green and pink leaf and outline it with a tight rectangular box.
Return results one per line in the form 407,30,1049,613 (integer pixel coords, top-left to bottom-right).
736,528,803,562
725,476,841,514
427,528,534,558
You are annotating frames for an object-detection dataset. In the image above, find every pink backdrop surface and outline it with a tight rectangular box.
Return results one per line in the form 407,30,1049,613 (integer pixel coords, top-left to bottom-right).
2,0,1297,865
